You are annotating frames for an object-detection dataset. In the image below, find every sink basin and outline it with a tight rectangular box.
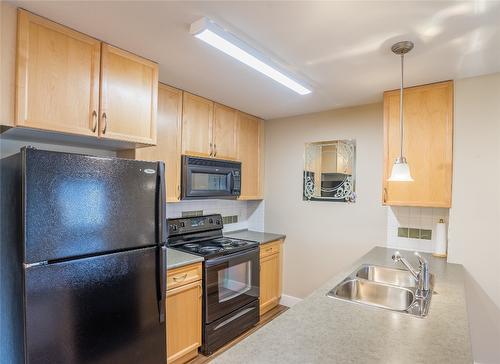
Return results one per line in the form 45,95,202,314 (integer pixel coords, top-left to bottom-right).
327,264,433,317
329,278,414,311
355,264,416,288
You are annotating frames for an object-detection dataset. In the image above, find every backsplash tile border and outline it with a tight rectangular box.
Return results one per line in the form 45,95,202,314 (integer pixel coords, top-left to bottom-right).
166,199,264,233
386,206,449,253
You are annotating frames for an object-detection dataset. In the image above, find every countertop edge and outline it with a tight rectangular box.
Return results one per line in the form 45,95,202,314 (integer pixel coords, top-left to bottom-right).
166,248,204,270
211,245,472,364
224,229,286,244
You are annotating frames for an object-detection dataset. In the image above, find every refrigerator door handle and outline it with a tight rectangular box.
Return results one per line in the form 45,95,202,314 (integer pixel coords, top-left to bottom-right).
157,162,167,322
157,161,166,244
158,245,167,323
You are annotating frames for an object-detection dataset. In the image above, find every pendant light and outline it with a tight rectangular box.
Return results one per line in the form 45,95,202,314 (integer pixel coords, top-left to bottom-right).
388,41,414,182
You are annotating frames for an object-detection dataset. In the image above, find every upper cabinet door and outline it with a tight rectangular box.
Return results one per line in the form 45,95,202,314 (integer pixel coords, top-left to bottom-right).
237,112,263,200
100,44,158,145
383,81,453,207
213,103,238,160
125,84,183,202
181,92,214,158
15,9,100,136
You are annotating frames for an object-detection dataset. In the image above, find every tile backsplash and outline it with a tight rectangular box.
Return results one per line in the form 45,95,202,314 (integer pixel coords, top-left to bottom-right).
386,207,449,253
166,199,264,233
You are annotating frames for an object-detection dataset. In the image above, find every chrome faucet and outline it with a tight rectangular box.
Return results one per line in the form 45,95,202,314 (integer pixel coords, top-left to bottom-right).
392,251,430,298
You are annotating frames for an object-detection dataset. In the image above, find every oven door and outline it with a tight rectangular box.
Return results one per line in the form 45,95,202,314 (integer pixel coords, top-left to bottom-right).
204,247,260,324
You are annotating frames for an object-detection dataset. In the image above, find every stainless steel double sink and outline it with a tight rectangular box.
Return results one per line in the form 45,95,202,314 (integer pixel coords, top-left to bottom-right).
327,264,434,317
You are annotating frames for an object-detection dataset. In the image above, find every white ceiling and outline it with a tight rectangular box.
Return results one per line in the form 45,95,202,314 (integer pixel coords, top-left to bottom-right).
9,1,500,119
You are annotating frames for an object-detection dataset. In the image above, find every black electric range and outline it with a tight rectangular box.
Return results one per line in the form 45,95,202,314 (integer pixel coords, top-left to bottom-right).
166,214,260,355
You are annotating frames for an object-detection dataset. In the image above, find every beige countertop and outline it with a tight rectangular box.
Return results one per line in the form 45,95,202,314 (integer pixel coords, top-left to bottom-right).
211,246,472,364
224,229,286,244
166,248,203,270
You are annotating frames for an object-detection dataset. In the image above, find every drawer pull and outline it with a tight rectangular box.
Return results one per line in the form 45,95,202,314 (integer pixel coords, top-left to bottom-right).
172,273,188,282
214,307,256,330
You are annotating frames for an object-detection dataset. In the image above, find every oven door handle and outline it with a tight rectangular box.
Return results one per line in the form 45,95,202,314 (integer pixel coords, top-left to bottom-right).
229,171,235,193
204,246,259,267
213,306,257,331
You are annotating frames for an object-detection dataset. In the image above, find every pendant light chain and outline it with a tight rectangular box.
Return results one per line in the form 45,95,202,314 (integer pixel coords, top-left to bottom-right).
399,53,404,159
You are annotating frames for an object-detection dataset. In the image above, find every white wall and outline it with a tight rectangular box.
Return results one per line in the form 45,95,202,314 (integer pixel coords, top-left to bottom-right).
448,72,500,364
264,103,387,298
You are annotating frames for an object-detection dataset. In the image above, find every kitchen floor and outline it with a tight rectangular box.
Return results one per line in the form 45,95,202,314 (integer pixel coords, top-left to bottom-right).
189,305,289,363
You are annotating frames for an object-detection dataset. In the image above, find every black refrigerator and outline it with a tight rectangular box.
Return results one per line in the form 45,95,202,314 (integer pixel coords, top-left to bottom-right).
0,147,167,364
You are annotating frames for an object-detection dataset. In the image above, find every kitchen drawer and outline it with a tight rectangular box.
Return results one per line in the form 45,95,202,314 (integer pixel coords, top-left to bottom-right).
259,240,282,259
167,263,202,290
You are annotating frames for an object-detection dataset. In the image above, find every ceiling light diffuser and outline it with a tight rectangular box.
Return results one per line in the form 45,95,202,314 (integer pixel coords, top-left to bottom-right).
190,17,312,95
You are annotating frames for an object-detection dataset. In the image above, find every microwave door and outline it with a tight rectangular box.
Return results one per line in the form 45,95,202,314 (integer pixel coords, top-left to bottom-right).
184,167,233,199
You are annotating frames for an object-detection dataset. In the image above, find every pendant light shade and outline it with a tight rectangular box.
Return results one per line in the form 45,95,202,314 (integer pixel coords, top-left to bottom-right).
388,41,414,182
388,157,414,181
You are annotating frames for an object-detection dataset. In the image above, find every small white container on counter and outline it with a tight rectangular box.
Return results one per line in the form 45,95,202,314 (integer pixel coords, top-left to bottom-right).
433,218,447,257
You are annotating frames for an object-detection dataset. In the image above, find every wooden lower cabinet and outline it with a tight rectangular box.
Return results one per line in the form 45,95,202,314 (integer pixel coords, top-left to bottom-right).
259,239,283,315
166,263,202,364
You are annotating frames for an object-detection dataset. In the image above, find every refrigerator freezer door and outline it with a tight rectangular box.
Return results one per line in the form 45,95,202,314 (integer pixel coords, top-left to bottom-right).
24,247,165,364
23,149,161,263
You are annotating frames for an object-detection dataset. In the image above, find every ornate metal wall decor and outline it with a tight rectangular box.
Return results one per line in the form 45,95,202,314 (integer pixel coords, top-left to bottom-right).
303,140,356,202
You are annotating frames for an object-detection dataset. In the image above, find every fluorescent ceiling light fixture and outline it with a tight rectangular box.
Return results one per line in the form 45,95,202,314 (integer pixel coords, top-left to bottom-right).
190,17,311,95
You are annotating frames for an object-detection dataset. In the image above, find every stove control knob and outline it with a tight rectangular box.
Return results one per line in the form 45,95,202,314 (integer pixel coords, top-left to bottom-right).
171,224,178,231
216,219,221,225
180,221,185,228
208,218,213,224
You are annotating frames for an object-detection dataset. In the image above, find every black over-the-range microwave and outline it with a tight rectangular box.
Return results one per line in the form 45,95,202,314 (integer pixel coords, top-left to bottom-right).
181,155,241,199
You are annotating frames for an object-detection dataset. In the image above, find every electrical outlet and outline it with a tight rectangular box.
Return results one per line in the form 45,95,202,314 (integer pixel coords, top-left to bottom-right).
182,210,203,217
223,215,238,224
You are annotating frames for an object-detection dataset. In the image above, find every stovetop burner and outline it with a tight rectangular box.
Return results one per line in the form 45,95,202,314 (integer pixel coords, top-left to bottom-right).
172,237,258,258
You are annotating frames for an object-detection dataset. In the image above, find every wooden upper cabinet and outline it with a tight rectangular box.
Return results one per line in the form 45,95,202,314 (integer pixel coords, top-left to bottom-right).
213,103,238,160
383,81,453,207
100,44,158,144
118,84,182,202
15,9,100,136
237,111,263,200
181,92,213,157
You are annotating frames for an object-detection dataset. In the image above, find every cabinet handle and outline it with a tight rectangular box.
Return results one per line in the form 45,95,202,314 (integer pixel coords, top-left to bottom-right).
209,142,213,157
266,247,273,252
101,112,107,134
177,185,181,200
383,187,387,204
172,273,187,282
214,144,217,157
199,285,203,299
91,110,97,133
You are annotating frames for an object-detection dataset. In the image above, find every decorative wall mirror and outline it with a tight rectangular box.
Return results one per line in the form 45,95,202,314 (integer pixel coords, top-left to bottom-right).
303,140,356,202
